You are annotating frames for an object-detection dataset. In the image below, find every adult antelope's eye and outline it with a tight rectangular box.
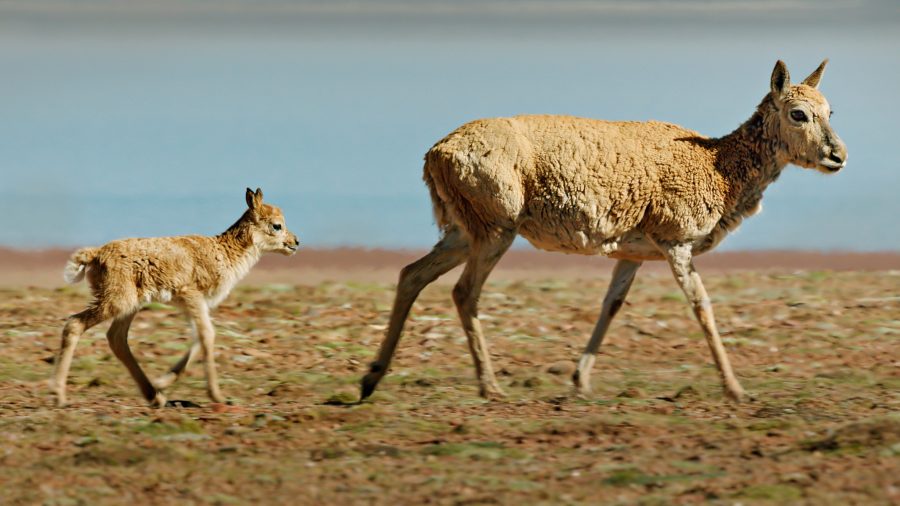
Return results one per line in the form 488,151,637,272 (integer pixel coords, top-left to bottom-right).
272,223,282,231
790,110,808,122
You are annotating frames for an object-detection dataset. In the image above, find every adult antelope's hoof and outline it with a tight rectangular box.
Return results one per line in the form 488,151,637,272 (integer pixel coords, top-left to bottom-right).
360,373,381,401
360,362,385,401
572,370,593,398
150,392,168,408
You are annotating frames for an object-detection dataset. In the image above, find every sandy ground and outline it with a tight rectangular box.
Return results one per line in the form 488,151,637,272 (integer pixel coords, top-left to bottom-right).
0,261,898,504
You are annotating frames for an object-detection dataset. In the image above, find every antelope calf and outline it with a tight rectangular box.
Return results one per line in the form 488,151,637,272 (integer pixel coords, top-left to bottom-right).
50,188,299,407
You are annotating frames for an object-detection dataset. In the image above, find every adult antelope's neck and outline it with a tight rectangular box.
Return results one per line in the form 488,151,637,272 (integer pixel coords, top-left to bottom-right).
714,104,786,201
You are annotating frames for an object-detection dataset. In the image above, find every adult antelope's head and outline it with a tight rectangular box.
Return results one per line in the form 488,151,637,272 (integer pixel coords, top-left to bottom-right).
244,187,300,255
768,59,848,174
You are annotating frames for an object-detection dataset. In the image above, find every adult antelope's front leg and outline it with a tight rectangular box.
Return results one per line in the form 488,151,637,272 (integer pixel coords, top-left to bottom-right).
660,242,745,402
573,259,642,396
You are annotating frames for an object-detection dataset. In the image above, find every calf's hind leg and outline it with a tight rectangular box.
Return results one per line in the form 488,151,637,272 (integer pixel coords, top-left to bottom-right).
51,306,109,406
106,312,167,407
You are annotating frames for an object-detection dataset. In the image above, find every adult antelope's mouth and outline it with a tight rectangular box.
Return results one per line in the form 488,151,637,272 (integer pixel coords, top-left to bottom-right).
817,152,846,173
817,158,845,173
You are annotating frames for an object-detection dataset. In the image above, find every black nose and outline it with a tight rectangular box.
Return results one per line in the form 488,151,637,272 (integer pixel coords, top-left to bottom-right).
828,152,844,165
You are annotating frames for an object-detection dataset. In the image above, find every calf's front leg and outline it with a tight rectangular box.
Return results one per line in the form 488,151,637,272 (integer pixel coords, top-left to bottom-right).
154,322,202,390
181,294,226,403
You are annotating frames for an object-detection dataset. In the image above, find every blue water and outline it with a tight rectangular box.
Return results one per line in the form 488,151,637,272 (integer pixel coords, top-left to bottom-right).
2,3,898,250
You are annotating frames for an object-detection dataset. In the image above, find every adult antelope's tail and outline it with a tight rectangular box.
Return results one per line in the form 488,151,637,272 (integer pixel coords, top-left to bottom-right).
422,158,454,234
63,247,99,283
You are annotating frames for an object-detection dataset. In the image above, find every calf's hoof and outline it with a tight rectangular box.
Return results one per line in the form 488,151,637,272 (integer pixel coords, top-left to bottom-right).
208,390,226,404
50,384,67,407
725,385,746,403
479,384,507,401
153,372,177,390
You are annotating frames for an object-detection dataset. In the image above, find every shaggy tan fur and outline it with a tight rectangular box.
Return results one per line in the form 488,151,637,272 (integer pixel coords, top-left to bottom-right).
362,60,847,402
51,188,300,407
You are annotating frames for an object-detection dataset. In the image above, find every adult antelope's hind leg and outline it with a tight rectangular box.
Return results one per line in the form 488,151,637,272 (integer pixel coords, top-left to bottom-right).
660,243,745,402
106,312,167,407
573,259,642,396
51,306,108,407
452,230,516,399
361,227,469,400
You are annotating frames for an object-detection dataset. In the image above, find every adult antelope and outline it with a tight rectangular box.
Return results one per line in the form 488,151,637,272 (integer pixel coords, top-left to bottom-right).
361,60,846,402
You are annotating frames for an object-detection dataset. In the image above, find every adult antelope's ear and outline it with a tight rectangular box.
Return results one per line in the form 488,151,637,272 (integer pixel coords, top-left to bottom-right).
771,60,790,96
801,59,828,89
246,187,263,210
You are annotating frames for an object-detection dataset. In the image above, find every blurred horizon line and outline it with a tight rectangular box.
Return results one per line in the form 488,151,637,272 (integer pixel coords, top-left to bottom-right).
2,0,898,36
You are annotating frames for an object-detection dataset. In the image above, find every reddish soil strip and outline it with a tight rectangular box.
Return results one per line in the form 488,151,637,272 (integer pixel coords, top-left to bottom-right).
2,247,898,287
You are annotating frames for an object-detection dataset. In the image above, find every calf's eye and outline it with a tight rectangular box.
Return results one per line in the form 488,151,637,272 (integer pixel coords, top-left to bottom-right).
272,223,282,231
790,110,808,122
